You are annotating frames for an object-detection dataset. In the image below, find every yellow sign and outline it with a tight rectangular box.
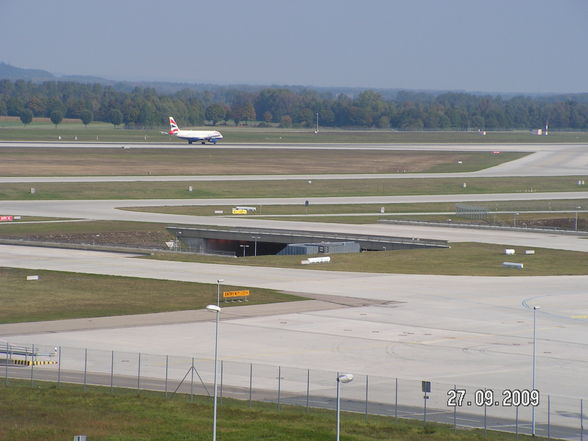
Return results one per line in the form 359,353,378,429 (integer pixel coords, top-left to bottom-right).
223,290,250,298
232,209,248,215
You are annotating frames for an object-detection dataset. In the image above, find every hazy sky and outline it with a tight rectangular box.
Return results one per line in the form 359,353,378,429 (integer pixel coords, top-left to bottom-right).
1,0,587,93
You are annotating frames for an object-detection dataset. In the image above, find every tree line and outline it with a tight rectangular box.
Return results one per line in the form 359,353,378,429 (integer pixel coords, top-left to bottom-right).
1,78,588,130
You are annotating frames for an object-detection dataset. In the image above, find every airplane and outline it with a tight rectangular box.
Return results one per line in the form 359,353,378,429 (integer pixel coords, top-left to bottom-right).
163,116,223,145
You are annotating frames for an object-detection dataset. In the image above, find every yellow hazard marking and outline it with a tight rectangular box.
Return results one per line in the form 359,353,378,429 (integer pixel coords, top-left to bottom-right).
12,360,57,366
571,315,588,319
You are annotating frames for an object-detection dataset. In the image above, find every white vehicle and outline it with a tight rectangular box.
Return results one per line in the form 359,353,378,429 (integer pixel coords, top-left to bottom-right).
164,116,223,145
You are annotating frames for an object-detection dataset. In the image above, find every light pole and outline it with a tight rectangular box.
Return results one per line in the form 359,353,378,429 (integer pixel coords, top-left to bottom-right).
336,373,353,441
315,112,319,134
576,206,582,231
532,305,540,436
514,212,519,227
240,244,250,257
206,304,222,441
216,279,224,306
252,236,261,257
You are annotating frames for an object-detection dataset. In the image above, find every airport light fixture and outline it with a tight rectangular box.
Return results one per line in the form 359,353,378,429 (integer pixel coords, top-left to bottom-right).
216,279,224,307
532,305,540,436
336,373,354,441
252,236,261,256
240,244,250,257
576,206,582,231
206,304,222,441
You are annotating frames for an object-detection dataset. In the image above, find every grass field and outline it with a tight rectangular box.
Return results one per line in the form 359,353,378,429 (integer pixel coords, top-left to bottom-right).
1,175,587,200
0,382,532,441
0,267,303,323
146,242,588,276
0,147,525,176
0,220,168,236
1,117,588,143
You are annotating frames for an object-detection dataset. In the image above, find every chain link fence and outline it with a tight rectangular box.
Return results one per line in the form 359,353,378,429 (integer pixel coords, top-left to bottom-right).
2,342,586,440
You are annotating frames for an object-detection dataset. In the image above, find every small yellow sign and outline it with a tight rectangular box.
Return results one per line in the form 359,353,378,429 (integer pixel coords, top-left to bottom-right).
223,290,250,298
232,209,248,215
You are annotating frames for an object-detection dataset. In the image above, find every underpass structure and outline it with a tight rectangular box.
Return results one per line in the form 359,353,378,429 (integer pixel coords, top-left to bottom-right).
167,226,448,256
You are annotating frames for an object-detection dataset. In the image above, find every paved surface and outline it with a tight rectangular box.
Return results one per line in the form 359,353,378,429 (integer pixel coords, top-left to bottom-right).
2,244,588,399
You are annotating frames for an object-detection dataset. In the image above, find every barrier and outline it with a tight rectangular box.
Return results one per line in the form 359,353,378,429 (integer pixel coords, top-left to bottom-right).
12,359,57,366
301,256,331,264
503,262,524,269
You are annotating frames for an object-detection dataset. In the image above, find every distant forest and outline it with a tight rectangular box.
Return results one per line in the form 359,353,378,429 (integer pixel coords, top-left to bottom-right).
1,78,588,130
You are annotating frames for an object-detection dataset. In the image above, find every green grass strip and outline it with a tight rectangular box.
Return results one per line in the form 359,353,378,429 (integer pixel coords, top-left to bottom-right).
0,267,303,324
0,381,539,441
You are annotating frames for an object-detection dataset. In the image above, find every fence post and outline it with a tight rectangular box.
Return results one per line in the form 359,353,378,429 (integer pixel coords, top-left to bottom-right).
110,350,114,393
277,366,281,410
364,375,369,422
57,346,61,387
4,342,8,385
547,395,551,440
581,399,584,441
249,363,253,407
306,369,310,411
515,405,519,440
453,384,457,430
190,357,194,402
30,344,34,388
395,378,398,418
423,390,427,424
83,348,87,392
165,355,169,399
137,352,141,392
484,400,487,438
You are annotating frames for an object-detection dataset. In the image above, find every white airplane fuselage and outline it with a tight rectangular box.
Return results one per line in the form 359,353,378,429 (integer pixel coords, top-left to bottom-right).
174,129,223,144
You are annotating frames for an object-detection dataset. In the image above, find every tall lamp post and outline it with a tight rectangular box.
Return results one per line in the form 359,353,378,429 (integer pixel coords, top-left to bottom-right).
576,206,582,231
216,279,224,306
240,244,250,257
206,304,222,441
532,305,540,436
252,236,261,257
336,373,353,441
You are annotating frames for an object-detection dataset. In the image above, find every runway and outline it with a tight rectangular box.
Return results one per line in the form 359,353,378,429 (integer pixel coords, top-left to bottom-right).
2,244,588,400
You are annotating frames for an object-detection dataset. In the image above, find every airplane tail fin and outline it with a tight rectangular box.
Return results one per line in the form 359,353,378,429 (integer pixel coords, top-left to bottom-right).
168,116,179,135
